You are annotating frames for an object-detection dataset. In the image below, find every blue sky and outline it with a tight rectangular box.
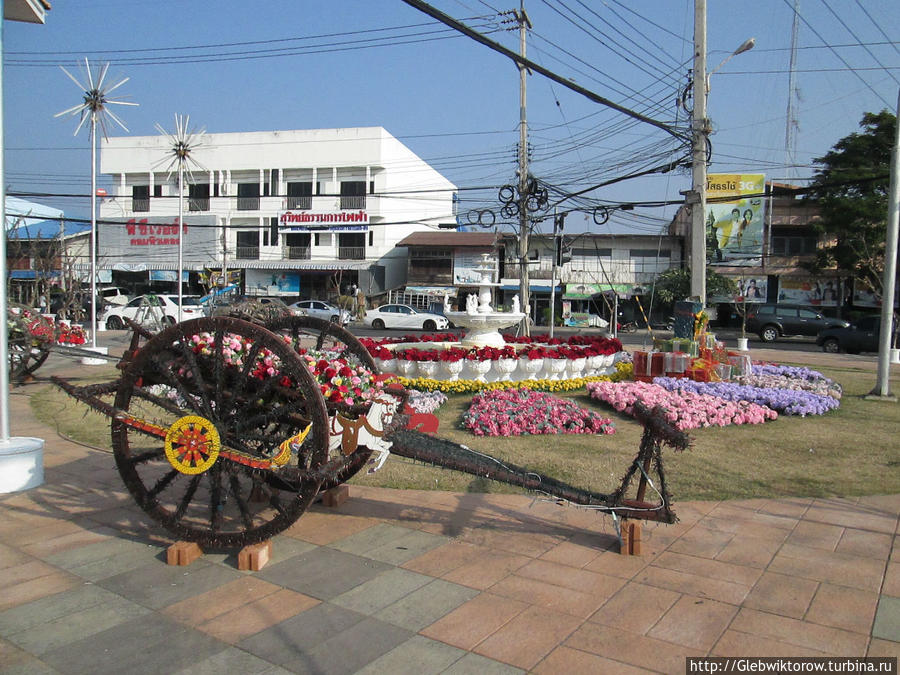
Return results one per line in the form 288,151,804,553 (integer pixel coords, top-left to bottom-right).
4,0,898,235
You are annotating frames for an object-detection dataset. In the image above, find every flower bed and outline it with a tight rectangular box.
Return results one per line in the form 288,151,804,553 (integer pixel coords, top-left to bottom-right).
188,331,394,406
462,388,616,437
361,334,623,360
399,361,634,394
587,380,778,430
740,364,842,399
406,390,448,414
653,376,840,417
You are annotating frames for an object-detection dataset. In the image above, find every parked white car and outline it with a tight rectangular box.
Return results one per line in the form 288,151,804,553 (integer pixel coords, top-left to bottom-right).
289,300,351,324
103,294,203,329
364,304,449,331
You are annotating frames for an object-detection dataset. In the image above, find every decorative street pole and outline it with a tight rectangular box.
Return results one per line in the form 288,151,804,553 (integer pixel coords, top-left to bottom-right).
55,59,136,348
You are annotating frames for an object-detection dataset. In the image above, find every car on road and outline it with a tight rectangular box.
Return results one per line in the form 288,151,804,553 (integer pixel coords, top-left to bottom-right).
817,315,897,354
745,303,849,342
103,294,203,329
289,300,351,324
364,304,450,331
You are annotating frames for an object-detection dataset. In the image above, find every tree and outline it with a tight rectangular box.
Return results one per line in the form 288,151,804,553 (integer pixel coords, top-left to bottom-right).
805,110,896,299
652,267,737,306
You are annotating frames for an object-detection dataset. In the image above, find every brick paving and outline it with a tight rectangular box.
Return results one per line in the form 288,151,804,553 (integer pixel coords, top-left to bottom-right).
0,345,898,673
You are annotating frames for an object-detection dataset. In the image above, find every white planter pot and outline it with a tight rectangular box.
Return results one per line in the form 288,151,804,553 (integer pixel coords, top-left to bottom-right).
416,361,439,379
737,337,750,351
522,358,544,380
546,358,568,381
467,359,492,382
494,358,518,381
376,358,398,374
396,360,417,378
566,357,587,379
0,437,45,494
440,359,464,381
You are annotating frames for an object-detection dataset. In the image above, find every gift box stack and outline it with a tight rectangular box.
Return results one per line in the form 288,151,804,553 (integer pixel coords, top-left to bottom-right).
632,350,666,382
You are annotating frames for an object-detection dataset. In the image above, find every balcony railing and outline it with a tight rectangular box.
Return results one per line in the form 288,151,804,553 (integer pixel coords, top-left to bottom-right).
237,197,260,211
132,198,150,213
337,246,365,260
286,195,312,210
235,246,260,260
339,195,367,210
283,246,311,260
189,197,209,212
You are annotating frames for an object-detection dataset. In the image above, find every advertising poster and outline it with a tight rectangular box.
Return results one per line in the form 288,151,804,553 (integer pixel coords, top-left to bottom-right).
99,216,218,266
453,253,495,285
148,270,189,282
708,275,768,304
706,174,766,262
777,278,839,307
245,269,300,296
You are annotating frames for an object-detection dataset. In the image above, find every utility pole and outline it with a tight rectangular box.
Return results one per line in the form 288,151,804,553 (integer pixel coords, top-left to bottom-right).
515,2,532,336
870,88,899,399
690,0,708,307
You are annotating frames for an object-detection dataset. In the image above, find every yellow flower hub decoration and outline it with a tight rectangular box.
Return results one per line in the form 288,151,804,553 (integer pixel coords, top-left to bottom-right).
164,415,221,475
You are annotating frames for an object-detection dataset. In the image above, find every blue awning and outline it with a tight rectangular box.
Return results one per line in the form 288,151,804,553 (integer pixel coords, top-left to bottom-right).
9,270,59,280
499,283,560,293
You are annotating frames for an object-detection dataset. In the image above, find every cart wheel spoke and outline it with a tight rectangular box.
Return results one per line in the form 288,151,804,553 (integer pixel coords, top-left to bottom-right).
174,475,202,521
147,468,180,499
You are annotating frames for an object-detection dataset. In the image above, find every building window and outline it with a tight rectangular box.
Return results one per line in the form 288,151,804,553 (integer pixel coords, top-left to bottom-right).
188,183,209,211
153,185,162,198
340,181,366,210
410,248,452,283
236,230,259,259
369,230,374,247
132,185,150,212
286,181,313,210
772,235,817,256
574,247,611,257
629,249,671,258
237,183,260,211
337,232,365,260
284,233,311,260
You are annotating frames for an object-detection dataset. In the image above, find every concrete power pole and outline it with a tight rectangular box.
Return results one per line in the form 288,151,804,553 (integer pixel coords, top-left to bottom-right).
871,88,900,399
690,0,708,307
516,2,532,336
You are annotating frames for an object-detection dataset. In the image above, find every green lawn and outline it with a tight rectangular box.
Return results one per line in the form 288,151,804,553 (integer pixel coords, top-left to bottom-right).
31,361,900,503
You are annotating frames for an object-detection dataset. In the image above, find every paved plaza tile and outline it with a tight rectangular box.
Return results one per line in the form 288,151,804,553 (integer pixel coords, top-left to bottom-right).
1,357,898,672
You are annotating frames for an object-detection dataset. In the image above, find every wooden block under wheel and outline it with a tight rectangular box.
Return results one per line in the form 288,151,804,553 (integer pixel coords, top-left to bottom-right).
238,541,272,571
166,541,203,566
321,484,350,507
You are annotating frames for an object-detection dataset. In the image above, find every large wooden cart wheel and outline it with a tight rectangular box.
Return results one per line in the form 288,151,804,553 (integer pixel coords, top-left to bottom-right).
264,314,382,489
264,314,377,372
8,306,53,381
111,317,330,548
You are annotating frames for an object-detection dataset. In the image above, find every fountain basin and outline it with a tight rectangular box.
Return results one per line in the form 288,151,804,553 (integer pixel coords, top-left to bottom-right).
444,311,526,348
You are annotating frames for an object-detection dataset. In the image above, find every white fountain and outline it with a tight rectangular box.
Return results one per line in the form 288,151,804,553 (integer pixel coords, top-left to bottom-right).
445,254,525,348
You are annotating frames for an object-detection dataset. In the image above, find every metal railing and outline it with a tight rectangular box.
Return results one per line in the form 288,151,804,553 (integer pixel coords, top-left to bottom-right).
283,246,311,260
132,198,150,212
188,198,209,212
285,195,312,210
237,197,260,211
337,246,365,260
339,195,367,210
235,246,260,260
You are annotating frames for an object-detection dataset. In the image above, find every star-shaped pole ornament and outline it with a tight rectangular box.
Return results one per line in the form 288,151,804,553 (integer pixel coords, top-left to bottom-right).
54,59,137,351
154,115,206,322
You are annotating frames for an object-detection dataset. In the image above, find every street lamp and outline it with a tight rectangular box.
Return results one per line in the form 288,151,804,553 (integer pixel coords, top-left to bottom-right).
689,26,755,307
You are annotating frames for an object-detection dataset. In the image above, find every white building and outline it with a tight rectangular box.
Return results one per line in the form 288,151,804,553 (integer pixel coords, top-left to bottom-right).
99,126,457,300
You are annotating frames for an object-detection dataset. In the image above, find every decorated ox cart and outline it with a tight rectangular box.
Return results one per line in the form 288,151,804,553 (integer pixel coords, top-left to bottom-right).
51,315,689,553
